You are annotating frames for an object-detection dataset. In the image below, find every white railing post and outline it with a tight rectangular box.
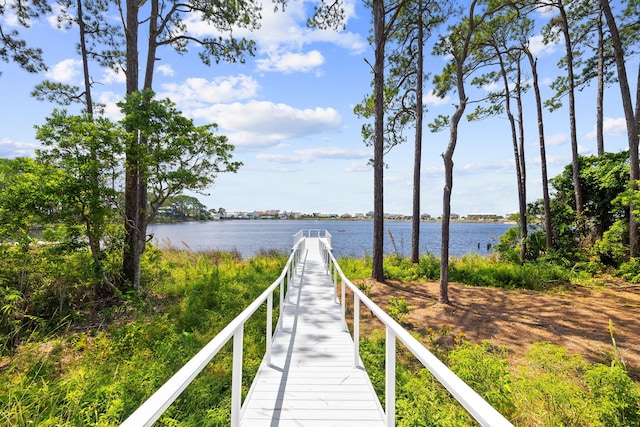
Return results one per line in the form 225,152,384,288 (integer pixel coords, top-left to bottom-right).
324,246,329,274
231,325,244,427
341,276,346,321
333,264,337,288
280,275,285,324
324,240,513,427
386,328,396,427
120,236,305,427
354,293,360,368
266,292,273,365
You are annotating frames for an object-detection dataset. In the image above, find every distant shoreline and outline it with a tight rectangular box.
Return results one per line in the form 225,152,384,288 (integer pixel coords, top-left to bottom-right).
152,217,517,225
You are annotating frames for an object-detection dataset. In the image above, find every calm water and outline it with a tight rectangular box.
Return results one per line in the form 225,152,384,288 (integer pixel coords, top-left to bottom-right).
149,220,512,259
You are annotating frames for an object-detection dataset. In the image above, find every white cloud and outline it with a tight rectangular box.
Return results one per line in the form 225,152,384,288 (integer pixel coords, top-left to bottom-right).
424,90,451,106
182,0,366,74
528,34,558,57
46,3,74,30
256,50,325,73
345,161,370,173
578,144,591,155
245,0,365,56
460,158,515,175
160,75,259,108
190,100,341,147
0,137,39,158
97,91,124,120
297,146,371,160
45,59,81,83
157,64,175,77
226,131,293,149
544,154,571,168
101,67,126,85
586,117,627,139
257,146,370,164
547,133,568,146
256,153,306,163
2,9,20,27
541,77,554,86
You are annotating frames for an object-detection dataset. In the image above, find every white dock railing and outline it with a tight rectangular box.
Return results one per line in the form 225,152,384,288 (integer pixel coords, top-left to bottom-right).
121,229,511,427
319,238,514,427
120,234,305,427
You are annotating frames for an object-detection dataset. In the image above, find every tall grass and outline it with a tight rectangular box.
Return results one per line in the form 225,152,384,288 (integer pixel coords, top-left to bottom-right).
448,254,573,290
358,336,640,427
376,253,574,290
0,248,287,426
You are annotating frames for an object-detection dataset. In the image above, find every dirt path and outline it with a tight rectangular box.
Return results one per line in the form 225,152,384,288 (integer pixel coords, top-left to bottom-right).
362,280,640,379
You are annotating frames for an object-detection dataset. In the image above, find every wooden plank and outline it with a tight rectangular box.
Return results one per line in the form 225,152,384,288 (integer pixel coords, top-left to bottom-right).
239,238,385,427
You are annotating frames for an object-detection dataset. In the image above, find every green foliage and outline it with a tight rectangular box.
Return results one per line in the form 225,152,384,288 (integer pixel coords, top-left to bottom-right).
494,226,522,263
34,111,124,288
584,364,640,426
0,240,122,353
0,158,67,245
0,249,286,425
447,342,514,416
545,151,630,261
617,257,640,283
383,253,440,282
119,90,242,221
591,220,629,267
449,254,571,290
157,195,213,222
511,343,600,426
387,296,412,322
397,368,474,426
346,251,577,291
359,336,640,427
337,257,371,280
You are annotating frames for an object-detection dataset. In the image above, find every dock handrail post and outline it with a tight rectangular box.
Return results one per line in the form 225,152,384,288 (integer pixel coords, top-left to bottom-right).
332,264,337,289
353,293,360,368
386,328,396,427
231,325,244,427
341,276,346,324
266,292,273,364
280,271,285,321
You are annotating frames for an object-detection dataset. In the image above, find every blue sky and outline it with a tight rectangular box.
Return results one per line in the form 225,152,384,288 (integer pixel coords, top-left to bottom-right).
0,0,637,217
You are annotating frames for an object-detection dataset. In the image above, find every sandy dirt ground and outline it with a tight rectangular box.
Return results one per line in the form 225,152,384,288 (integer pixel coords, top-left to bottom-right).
357,279,640,379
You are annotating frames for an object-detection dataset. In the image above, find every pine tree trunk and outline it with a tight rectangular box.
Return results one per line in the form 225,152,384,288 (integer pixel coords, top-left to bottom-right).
526,51,553,250
411,1,424,265
371,0,385,282
440,96,465,304
123,0,140,289
516,62,527,261
596,6,605,156
599,0,639,257
558,1,583,216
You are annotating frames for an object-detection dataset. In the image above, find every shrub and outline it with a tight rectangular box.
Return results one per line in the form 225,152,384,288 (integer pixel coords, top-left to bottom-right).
618,257,640,283
449,255,571,290
417,253,440,280
337,257,370,280
584,363,640,426
0,250,286,425
448,342,514,416
512,343,595,426
387,296,412,322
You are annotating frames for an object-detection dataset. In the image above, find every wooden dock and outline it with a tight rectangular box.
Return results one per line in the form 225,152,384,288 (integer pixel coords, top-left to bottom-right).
240,237,386,427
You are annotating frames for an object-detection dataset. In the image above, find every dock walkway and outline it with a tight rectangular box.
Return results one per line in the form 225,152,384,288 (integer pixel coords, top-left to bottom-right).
239,237,386,427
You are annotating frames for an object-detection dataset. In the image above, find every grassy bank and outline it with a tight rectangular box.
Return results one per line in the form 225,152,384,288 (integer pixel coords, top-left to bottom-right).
0,248,287,426
1,250,639,426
